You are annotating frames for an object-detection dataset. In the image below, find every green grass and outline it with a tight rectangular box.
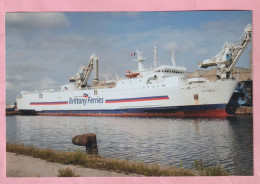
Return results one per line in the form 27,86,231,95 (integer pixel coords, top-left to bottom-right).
6,143,229,176
58,167,79,177
192,159,229,176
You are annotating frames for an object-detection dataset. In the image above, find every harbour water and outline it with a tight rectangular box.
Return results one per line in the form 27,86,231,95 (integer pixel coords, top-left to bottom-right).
6,115,253,175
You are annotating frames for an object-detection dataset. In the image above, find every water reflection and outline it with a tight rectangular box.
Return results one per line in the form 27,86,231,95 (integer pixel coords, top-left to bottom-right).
6,115,253,175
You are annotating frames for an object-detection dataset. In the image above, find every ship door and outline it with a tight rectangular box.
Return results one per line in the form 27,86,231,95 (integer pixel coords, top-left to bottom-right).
194,94,199,100
193,94,199,105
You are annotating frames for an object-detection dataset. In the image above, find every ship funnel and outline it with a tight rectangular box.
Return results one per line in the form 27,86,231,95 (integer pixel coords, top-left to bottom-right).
135,50,146,72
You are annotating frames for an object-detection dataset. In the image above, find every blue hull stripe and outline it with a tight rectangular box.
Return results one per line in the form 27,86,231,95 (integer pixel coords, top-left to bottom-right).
105,95,169,103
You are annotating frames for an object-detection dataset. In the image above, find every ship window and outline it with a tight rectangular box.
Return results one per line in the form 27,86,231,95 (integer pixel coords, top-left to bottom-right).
39,94,43,98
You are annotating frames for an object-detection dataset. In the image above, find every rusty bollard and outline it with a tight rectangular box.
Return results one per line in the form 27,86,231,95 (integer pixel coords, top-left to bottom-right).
72,133,98,155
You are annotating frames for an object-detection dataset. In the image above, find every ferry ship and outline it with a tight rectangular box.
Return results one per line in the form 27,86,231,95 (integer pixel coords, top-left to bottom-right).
16,24,252,117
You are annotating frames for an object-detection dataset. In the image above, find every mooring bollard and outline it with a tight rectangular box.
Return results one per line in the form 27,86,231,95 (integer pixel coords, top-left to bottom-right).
72,133,98,155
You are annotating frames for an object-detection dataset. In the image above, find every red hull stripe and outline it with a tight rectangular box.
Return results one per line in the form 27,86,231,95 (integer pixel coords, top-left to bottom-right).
30,101,68,105
106,96,169,103
37,109,230,118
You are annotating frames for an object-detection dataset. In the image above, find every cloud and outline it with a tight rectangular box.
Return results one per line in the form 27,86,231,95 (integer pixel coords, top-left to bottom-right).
6,74,25,83
6,82,16,91
195,48,209,56
125,12,140,18
111,12,140,18
39,78,58,90
6,13,69,34
201,20,227,29
29,33,90,50
6,63,48,75
163,41,179,52
182,40,195,51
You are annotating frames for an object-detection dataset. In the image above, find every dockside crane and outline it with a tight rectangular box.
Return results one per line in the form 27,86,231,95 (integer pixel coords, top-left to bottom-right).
69,53,99,88
198,24,252,79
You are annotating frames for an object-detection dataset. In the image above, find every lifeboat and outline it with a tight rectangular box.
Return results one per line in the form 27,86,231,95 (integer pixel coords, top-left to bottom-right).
125,70,140,78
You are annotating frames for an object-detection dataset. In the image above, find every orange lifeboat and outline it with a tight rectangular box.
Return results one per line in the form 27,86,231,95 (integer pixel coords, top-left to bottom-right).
125,70,140,78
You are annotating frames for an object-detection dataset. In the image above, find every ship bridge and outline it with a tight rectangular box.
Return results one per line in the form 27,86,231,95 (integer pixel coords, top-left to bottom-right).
154,65,187,77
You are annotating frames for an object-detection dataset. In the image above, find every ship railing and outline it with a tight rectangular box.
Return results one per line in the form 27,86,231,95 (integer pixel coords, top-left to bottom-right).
20,89,67,94
20,87,99,94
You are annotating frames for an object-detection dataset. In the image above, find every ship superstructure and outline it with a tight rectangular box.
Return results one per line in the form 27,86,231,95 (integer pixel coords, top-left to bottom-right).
16,24,252,117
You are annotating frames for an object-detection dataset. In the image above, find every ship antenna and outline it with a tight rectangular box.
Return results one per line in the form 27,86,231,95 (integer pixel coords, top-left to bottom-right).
115,73,119,80
153,44,158,69
171,48,176,66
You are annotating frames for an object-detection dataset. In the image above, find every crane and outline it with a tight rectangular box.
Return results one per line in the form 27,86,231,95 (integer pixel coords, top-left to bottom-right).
69,53,99,88
198,24,252,79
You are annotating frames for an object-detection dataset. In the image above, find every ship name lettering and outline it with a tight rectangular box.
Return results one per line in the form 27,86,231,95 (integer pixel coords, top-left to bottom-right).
69,97,104,105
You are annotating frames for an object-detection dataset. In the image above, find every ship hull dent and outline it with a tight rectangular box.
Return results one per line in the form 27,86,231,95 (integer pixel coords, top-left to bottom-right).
32,104,230,117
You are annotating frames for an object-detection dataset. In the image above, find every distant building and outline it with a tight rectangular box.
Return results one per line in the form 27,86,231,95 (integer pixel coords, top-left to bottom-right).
186,67,252,81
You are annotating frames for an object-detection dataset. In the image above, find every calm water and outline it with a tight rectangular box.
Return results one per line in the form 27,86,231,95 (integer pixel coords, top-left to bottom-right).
6,115,253,175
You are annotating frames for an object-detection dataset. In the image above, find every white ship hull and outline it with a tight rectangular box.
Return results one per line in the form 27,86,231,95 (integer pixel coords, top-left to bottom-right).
17,77,238,117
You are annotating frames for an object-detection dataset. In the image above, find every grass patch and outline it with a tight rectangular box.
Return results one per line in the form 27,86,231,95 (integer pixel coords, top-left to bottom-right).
58,167,79,177
192,159,229,176
6,143,228,176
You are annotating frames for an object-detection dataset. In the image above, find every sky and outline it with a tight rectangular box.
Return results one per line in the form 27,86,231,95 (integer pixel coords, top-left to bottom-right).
5,11,252,104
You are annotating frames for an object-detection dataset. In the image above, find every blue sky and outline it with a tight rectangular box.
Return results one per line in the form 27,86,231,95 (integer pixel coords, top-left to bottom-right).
5,11,252,104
